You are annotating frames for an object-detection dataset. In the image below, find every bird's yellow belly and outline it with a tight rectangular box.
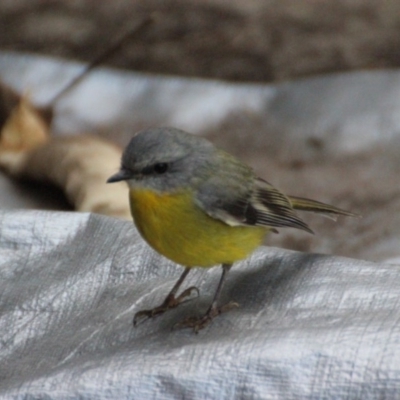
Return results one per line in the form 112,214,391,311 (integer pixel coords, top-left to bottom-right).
129,189,267,267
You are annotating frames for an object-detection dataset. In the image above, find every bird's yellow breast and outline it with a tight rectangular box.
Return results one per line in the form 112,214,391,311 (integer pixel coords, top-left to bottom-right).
129,188,267,267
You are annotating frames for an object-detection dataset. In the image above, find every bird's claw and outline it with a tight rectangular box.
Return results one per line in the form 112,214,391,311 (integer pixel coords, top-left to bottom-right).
133,286,200,326
173,301,239,333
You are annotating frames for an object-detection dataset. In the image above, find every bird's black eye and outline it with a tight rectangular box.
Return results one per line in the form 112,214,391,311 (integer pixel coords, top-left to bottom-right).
153,163,168,174
141,162,169,175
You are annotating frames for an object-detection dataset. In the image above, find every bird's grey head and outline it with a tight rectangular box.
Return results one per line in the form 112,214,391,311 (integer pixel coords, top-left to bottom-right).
107,127,216,192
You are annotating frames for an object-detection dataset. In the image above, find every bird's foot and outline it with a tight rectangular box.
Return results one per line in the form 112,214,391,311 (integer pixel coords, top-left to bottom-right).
133,286,199,326
174,301,239,333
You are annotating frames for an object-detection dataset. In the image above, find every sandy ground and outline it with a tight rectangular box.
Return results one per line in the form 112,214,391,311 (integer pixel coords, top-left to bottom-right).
1,0,400,82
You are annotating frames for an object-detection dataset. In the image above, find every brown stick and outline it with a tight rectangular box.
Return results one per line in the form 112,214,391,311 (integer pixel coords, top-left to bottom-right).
48,15,154,106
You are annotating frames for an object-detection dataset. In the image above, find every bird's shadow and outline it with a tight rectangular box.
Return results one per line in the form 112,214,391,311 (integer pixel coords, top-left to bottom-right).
217,251,329,313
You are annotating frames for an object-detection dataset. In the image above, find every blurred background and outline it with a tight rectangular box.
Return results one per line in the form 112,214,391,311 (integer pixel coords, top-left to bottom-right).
2,0,400,82
1,0,400,262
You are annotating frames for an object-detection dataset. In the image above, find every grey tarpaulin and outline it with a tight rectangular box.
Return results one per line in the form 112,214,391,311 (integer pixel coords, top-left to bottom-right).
1,210,400,399
1,52,400,399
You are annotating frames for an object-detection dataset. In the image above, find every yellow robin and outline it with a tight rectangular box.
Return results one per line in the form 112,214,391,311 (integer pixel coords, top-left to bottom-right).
107,127,355,332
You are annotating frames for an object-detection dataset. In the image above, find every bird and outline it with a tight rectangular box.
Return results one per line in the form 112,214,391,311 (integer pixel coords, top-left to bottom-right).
107,127,355,332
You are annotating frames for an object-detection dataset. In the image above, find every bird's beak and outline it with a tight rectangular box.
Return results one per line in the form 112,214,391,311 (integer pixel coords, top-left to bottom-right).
107,169,132,183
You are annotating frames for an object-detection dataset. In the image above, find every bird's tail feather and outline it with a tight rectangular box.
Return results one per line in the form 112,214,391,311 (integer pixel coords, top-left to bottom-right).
288,195,358,221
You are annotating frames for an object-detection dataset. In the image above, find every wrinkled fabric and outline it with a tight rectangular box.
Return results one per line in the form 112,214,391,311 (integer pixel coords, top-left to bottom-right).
1,211,400,399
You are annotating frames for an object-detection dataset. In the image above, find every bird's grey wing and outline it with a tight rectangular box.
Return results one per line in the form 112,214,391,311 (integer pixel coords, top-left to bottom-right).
196,175,313,233
250,178,313,233
194,157,255,227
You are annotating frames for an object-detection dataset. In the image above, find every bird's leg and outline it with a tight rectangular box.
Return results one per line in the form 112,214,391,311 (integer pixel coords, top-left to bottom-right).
174,263,238,333
133,267,199,326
